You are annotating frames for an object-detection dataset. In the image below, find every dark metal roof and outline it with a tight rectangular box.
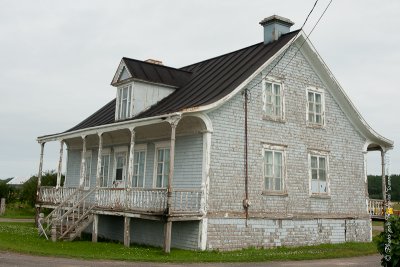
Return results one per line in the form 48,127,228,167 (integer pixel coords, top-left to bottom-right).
121,57,192,88
65,30,299,133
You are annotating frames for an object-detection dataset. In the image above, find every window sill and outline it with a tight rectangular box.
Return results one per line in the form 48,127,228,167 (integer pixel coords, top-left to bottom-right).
310,194,331,199
262,191,288,197
262,115,286,123
306,123,325,129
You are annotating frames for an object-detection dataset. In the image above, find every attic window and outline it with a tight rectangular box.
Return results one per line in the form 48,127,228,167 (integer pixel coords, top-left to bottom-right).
262,78,285,121
116,84,133,120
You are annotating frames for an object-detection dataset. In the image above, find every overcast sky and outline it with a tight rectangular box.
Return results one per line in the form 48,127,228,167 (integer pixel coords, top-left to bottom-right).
0,0,399,182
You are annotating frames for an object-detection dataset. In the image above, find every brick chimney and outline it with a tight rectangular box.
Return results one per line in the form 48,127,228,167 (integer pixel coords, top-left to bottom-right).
259,15,295,44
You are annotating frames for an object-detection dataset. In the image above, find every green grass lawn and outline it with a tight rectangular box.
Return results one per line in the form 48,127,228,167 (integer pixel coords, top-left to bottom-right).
0,222,378,263
0,203,35,218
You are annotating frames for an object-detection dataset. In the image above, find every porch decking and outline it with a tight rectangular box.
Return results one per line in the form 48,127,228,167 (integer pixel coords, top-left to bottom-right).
38,186,204,217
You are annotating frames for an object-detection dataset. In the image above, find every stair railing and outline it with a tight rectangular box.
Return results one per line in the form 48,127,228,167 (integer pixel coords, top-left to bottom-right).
57,188,96,240
38,187,80,237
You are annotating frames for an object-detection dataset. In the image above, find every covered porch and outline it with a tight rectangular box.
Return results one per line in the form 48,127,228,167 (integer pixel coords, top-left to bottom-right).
364,142,392,220
35,113,212,252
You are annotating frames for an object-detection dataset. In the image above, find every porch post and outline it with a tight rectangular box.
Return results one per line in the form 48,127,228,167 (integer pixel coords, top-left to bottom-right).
126,128,135,189
79,136,87,189
35,142,45,226
124,216,131,247
95,133,103,189
56,140,64,189
164,115,180,253
92,214,98,243
381,149,386,204
37,142,45,189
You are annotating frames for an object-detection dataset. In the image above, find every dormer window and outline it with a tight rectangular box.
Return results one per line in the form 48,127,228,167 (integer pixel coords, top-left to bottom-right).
116,84,133,120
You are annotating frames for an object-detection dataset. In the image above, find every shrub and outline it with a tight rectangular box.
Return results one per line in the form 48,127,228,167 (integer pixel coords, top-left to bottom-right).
376,215,400,266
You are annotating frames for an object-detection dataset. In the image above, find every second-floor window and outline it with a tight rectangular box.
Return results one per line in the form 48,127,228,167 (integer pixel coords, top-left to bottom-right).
307,87,325,126
117,84,133,120
263,80,284,120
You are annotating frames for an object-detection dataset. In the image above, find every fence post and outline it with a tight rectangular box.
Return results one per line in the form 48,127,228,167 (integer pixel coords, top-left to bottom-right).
0,198,5,215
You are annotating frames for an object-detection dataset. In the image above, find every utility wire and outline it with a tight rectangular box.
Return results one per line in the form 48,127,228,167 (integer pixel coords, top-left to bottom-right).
246,0,334,93
277,0,333,77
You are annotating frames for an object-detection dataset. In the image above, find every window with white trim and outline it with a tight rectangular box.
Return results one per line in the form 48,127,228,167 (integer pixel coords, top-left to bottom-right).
263,144,286,192
100,149,111,187
309,152,329,195
307,87,325,126
113,147,128,187
154,142,170,188
116,84,133,120
263,79,284,120
83,151,92,189
132,145,146,188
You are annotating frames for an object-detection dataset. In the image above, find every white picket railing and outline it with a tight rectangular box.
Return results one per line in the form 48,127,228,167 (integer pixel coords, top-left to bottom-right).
368,199,384,216
39,186,204,214
172,189,203,213
39,186,77,204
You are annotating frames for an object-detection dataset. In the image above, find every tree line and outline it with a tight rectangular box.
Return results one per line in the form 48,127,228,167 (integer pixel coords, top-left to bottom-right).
368,174,399,201
0,171,64,207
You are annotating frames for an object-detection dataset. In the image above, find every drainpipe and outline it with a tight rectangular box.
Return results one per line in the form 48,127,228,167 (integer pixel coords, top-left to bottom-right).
242,89,250,226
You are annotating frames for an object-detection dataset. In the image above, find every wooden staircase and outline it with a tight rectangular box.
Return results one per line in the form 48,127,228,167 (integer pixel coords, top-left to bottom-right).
39,188,96,241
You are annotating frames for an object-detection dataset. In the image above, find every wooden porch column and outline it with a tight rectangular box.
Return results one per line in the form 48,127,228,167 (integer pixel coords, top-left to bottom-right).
381,149,386,203
37,142,45,189
164,116,180,253
92,214,98,243
95,133,103,189
56,140,64,189
124,216,131,247
126,128,135,189
79,136,87,189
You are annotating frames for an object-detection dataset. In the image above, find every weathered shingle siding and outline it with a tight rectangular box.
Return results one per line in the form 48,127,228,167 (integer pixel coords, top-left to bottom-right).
206,45,369,249
174,134,203,188
65,149,81,188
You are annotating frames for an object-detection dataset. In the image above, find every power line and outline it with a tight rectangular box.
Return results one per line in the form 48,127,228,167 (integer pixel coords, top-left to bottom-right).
277,0,333,77
247,0,332,93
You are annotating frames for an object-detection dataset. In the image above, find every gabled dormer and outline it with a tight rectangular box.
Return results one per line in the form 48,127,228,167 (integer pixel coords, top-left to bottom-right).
111,58,192,121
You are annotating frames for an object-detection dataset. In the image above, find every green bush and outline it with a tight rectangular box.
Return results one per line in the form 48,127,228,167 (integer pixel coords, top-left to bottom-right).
0,178,14,202
376,215,400,266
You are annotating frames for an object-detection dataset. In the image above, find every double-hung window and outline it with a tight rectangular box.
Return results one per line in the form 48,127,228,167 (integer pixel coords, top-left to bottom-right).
83,151,92,189
263,144,286,193
132,144,146,188
154,142,170,188
117,84,133,120
307,87,325,126
309,151,329,195
263,79,284,120
100,149,111,187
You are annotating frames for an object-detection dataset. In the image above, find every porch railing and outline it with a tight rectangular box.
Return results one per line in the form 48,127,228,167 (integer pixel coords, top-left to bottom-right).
38,186,77,204
95,187,203,213
368,198,384,216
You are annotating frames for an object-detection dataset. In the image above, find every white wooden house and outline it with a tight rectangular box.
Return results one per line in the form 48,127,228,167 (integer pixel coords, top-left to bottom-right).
36,15,393,251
